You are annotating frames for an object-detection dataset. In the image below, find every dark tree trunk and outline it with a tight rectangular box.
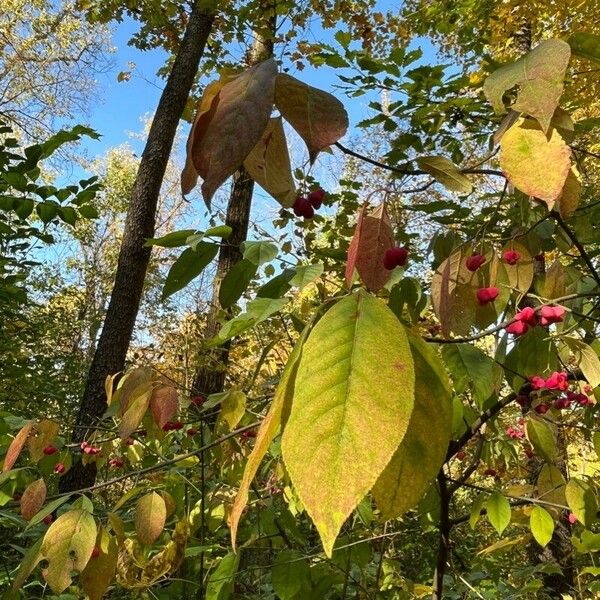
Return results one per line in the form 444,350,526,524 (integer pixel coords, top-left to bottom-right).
191,20,275,399
60,2,215,493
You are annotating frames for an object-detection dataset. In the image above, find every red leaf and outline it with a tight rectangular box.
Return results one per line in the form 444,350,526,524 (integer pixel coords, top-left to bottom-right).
2,421,33,472
20,478,47,521
150,386,179,429
345,203,395,292
189,58,278,207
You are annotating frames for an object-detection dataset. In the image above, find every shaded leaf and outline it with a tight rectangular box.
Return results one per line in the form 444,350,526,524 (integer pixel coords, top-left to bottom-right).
2,422,33,472
556,166,582,218
281,292,415,556
206,552,240,600
565,478,598,528
416,156,472,193
80,527,118,600
219,259,258,309
345,202,395,292
569,32,600,65
10,537,43,591
526,416,557,463
274,73,348,162
563,338,600,389
536,464,566,507
272,550,311,599
118,381,153,440
243,117,296,207
487,492,511,535
162,243,219,300
20,478,47,521
217,391,246,431
150,385,179,430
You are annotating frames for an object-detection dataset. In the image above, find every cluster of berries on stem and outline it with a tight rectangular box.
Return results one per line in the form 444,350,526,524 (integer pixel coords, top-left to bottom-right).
292,188,325,220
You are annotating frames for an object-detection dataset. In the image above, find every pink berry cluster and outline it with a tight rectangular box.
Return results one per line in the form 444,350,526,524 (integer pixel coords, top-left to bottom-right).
505,423,525,440
162,420,184,432
292,188,325,220
476,287,499,305
108,457,124,468
80,441,101,455
528,372,594,413
506,305,565,336
466,249,521,273
383,247,409,270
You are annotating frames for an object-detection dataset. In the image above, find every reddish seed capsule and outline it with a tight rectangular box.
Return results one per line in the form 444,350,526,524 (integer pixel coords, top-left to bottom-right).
568,512,577,524
456,450,466,461
91,546,100,559
137,429,147,437
190,396,205,407
307,188,325,209
524,447,534,459
108,458,124,468
484,468,497,477
80,441,89,450
54,463,66,474
476,287,499,305
534,403,549,415
12,492,22,501
383,247,408,270
43,514,53,525
43,445,57,456
515,394,528,407
124,437,134,446
506,319,528,336
186,428,198,436
539,305,565,327
465,253,486,272
502,250,521,265
292,197,314,219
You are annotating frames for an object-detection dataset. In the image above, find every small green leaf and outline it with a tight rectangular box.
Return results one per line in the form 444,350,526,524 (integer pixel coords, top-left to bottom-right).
487,492,511,535
242,240,278,266
416,155,472,193
470,494,487,529
145,229,196,247
526,416,557,463
272,550,311,599
530,506,554,547
206,552,240,600
219,259,258,308
162,243,219,300
565,478,598,528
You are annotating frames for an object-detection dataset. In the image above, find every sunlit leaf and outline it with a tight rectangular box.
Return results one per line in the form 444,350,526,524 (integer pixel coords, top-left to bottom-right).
135,492,167,546
486,492,511,535
416,155,472,193
530,506,554,547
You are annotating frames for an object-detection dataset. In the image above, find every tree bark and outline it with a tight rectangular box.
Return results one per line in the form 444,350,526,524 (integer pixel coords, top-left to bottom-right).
60,2,215,493
191,16,275,400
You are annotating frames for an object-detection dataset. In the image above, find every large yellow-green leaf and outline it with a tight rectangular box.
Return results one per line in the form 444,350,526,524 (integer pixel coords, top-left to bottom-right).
486,492,511,535
229,323,311,549
556,166,582,218
484,39,571,133
373,332,451,519
217,390,246,431
566,478,598,528
20,478,47,521
135,492,167,546
274,73,348,162
535,464,566,507
563,338,600,389
281,291,415,556
190,58,278,207
430,247,477,337
243,117,296,207
80,527,118,600
40,509,97,593
10,537,43,592
569,32,600,65
530,506,554,548
499,119,571,209
526,416,557,463
416,155,472,193
345,202,395,293
118,380,153,440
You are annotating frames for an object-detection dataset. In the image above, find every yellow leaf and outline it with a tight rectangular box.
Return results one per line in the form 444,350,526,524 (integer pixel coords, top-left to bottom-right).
80,527,118,600
20,478,47,521
28,420,59,463
135,492,166,546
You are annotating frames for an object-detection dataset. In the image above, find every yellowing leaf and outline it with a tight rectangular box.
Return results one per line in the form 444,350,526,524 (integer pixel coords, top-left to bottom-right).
373,332,452,519
416,156,472,193
556,166,582,218
135,492,167,546
229,322,311,549
2,421,33,472
563,338,600,389
281,291,415,556
345,202,395,293
118,381,153,440
28,420,59,463
478,534,530,556
530,506,554,547
190,58,278,206
566,478,598,528
536,464,566,507
274,73,348,162
243,117,296,207
20,478,47,521
80,527,118,600
150,385,179,430
484,39,571,133
40,509,97,593
500,240,534,294
217,390,246,431
526,416,557,463
115,367,154,415
499,119,571,209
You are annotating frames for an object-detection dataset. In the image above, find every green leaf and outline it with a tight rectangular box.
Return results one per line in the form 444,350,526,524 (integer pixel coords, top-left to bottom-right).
26,495,70,530
162,243,218,300
40,509,97,593
470,494,487,529
593,432,600,461
219,259,258,308
145,229,196,247
442,344,495,408
569,33,600,65
483,39,571,132
486,492,511,535
289,263,324,289
80,527,118,600
135,492,167,545
281,291,415,556
242,240,278,266
10,537,43,591
526,416,557,463
373,332,452,519
272,550,311,599
563,338,600,389
416,156,472,193
205,225,232,239
565,478,598,528
530,506,554,547
217,390,246,431
206,552,240,600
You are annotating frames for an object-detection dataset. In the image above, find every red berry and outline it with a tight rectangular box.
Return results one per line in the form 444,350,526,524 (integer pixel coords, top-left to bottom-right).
506,319,528,336
502,250,521,265
186,428,198,436
91,546,100,559
43,514,53,525
476,287,499,305
124,437,134,446
568,512,577,524
383,247,408,270
80,441,89,450
190,396,205,407
530,376,546,390
43,445,57,456
54,463,66,474
539,305,565,327
534,403,549,415
465,253,486,271
545,371,568,391
307,188,325,209
456,450,466,461
292,197,314,219
137,429,147,437
108,458,124,468
484,468,497,477
12,492,22,501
